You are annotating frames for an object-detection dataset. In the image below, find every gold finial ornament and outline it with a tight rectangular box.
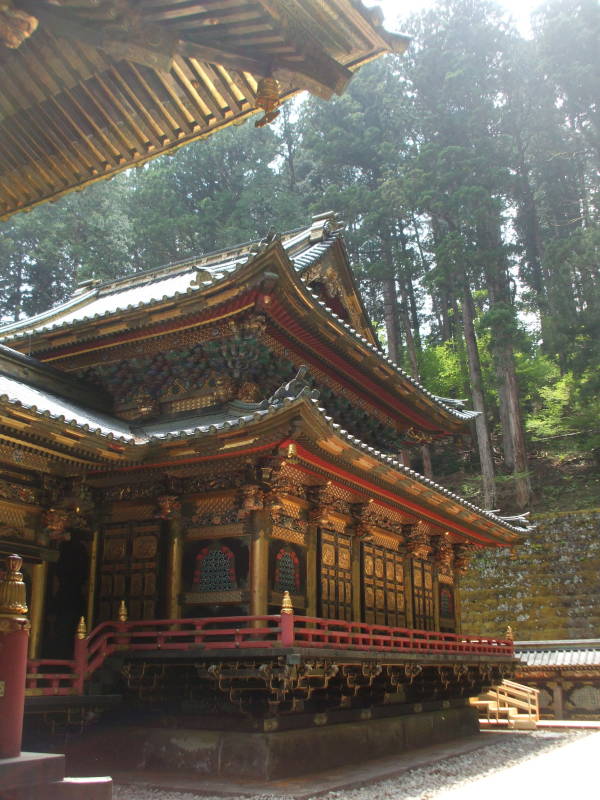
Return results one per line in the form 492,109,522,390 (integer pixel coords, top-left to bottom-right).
76,616,87,640
0,554,28,618
505,625,514,642
118,600,128,623
0,3,38,50
281,590,294,615
286,441,298,462
254,77,280,128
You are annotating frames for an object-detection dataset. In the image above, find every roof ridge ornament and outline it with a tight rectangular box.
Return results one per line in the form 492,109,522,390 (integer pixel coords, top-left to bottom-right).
259,366,320,409
309,211,345,242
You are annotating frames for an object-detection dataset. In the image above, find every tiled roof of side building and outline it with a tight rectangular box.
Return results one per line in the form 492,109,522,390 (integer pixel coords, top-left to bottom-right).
516,640,600,668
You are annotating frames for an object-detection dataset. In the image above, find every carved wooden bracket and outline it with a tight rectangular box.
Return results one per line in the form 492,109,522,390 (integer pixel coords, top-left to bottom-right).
156,495,181,520
406,527,432,560
453,543,475,575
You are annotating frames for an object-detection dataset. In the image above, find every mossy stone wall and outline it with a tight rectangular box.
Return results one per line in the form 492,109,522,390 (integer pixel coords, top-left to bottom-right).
461,509,600,640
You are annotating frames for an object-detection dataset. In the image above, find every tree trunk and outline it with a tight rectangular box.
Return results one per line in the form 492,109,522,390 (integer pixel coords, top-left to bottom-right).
481,222,531,510
462,282,496,509
382,276,401,363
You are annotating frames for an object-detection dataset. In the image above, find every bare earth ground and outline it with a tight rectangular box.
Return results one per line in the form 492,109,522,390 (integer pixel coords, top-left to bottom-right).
113,729,599,800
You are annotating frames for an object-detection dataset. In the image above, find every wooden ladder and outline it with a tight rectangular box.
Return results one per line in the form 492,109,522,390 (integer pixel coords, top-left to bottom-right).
470,679,540,730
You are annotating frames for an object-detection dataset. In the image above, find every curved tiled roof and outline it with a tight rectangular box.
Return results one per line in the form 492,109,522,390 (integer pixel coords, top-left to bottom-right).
0,365,531,538
0,219,480,426
516,640,600,668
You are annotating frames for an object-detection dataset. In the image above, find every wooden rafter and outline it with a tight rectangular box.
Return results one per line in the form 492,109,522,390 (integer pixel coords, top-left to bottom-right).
0,0,409,219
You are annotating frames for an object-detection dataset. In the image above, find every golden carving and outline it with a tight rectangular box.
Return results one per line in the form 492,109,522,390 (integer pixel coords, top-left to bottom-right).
322,543,335,566
375,558,384,578
43,507,71,542
156,495,181,520
236,381,260,402
0,3,38,49
271,526,305,545
407,528,432,560
104,538,126,561
254,77,280,127
132,535,158,559
453,544,475,575
338,547,351,570
406,427,435,444
375,588,385,609
364,555,373,576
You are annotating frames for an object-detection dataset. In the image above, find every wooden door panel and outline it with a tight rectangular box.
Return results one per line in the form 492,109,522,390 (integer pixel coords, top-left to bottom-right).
319,527,353,621
362,542,405,627
98,520,162,622
412,558,434,630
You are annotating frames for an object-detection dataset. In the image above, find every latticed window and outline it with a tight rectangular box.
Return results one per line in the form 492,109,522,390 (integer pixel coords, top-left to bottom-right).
440,586,455,619
274,547,300,593
194,546,236,591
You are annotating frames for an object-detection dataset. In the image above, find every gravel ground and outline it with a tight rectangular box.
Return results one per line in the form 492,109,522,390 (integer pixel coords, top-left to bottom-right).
113,729,599,800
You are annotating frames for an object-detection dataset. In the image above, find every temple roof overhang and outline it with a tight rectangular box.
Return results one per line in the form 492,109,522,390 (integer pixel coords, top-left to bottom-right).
0,358,529,545
0,216,478,436
0,1,409,220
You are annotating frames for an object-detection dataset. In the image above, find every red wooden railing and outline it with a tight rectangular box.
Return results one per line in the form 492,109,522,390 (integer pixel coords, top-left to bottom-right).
26,614,513,697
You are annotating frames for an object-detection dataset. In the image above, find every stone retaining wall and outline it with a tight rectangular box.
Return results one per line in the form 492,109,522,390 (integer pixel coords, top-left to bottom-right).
461,509,600,640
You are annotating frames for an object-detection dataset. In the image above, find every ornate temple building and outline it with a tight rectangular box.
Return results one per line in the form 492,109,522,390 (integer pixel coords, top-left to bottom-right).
0,213,532,776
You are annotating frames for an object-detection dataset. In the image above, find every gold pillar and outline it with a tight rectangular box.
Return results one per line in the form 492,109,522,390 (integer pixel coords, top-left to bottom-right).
166,516,183,619
454,574,462,634
306,522,318,617
250,509,270,621
351,531,362,624
404,557,414,628
28,561,47,659
86,529,99,631
433,567,441,631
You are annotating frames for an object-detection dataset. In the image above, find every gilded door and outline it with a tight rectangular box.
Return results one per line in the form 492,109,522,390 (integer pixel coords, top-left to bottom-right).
362,542,406,627
411,558,435,630
98,520,162,622
318,527,353,621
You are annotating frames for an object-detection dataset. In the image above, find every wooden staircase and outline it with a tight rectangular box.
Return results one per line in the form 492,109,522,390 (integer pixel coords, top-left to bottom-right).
471,679,540,730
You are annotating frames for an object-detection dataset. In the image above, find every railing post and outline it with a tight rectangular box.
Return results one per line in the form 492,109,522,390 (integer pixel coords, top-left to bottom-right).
0,554,30,759
280,591,294,647
116,600,129,647
73,616,87,694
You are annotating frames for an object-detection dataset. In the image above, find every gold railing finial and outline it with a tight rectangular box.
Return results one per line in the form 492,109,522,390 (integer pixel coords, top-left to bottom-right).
118,600,128,623
0,553,28,619
281,590,294,615
505,625,514,642
76,616,87,639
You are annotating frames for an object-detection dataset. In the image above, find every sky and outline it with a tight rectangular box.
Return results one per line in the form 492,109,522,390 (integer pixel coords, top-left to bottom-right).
373,0,543,36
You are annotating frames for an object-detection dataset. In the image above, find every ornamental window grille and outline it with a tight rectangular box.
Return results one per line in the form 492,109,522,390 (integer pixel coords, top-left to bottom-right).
194,546,237,591
440,586,455,619
274,547,300,593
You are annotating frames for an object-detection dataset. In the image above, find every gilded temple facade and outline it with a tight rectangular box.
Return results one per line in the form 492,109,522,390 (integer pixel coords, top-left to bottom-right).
0,214,530,747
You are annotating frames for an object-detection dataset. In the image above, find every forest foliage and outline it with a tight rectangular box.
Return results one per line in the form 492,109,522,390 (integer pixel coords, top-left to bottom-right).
0,0,598,511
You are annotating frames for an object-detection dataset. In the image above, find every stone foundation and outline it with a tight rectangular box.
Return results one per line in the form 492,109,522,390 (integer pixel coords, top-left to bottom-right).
66,706,479,781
